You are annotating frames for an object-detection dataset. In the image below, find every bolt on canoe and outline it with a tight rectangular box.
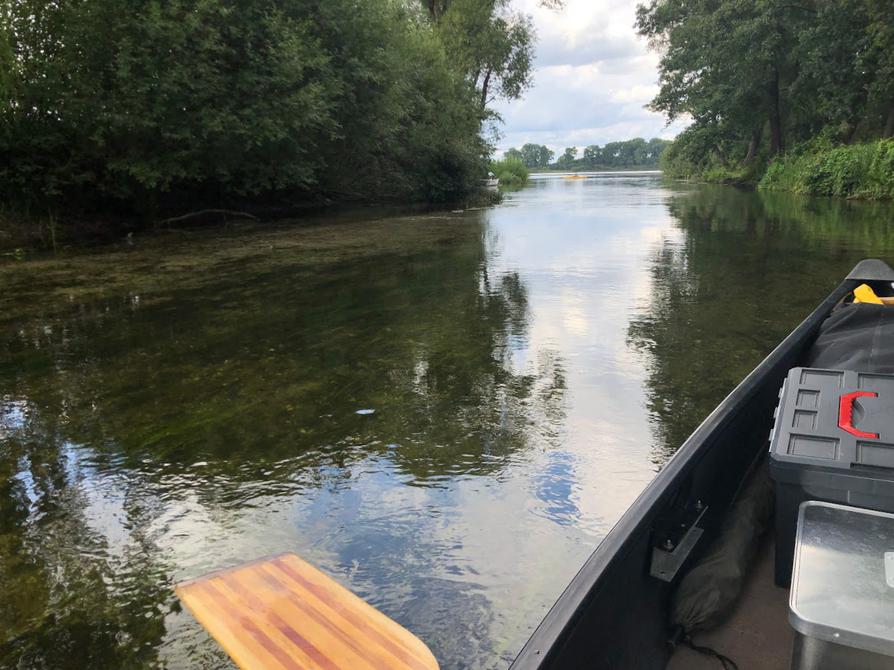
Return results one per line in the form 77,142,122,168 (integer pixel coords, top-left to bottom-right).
176,258,894,670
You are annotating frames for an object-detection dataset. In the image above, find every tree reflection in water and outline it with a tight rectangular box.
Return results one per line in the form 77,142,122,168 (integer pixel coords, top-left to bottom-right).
627,185,894,465
0,213,566,669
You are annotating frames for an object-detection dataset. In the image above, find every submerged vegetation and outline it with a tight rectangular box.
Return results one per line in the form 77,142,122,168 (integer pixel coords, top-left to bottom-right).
0,208,570,668
0,0,560,242
638,0,894,198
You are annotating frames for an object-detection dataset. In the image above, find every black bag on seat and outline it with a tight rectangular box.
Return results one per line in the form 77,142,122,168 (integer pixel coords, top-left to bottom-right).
806,303,894,373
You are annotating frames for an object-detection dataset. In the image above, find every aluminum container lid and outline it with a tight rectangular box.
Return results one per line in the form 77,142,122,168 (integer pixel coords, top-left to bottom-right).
790,501,894,656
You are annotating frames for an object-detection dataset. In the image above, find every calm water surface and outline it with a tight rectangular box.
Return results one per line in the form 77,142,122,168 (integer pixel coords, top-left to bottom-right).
3,176,894,669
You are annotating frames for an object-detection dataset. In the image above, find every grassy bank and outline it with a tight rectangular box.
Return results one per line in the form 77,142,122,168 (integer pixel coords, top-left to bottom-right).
661,137,894,201
759,139,894,199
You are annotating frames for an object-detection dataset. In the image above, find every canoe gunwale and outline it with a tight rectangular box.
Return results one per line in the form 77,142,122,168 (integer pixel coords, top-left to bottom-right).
510,260,891,669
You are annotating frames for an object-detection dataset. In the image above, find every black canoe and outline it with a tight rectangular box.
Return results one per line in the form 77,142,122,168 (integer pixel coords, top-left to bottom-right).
510,259,894,670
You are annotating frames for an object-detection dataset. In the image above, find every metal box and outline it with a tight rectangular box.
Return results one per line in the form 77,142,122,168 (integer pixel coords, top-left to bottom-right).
790,501,894,670
769,367,894,585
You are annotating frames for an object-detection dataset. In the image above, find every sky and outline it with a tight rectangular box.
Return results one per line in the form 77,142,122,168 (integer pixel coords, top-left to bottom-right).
493,0,689,157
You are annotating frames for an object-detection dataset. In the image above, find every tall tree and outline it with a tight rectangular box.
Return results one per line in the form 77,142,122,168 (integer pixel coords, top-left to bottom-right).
556,146,578,167
636,0,800,157
519,143,554,168
433,0,535,109
639,0,894,176
864,0,894,137
583,145,602,167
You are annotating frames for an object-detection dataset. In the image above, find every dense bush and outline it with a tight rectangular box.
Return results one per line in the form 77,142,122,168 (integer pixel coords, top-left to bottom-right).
759,140,894,199
489,157,528,188
0,0,491,221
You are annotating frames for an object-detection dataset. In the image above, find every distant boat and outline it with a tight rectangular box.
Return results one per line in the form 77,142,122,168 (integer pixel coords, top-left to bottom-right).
562,174,586,180
482,176,500,188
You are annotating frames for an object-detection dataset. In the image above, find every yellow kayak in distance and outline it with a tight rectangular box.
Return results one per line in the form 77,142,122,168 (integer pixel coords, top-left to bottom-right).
562,174,587,180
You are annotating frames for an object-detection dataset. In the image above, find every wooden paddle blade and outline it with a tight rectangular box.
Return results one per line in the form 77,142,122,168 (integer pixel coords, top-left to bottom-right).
175,553,439,670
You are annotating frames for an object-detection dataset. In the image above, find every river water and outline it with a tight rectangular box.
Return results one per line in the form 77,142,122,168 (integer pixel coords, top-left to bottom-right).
2,174,894,669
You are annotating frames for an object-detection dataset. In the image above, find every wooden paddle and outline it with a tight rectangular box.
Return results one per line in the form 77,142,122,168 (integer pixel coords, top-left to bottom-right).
176,553,440,670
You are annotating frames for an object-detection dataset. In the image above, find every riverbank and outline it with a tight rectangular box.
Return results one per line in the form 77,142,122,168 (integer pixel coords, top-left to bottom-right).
661,139,894,201
3,0,535,252
0,189,503,255
535,164,664,173
759,139,894,199
484,161,664,192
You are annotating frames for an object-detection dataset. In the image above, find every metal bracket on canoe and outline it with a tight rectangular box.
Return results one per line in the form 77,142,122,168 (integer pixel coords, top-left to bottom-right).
649,502,708,582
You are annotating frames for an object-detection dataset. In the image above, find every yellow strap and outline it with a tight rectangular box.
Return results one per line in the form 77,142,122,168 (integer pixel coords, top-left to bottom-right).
854,283,884,304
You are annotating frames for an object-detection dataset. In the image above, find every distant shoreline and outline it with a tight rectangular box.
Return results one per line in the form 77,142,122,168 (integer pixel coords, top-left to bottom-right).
529,169,662,177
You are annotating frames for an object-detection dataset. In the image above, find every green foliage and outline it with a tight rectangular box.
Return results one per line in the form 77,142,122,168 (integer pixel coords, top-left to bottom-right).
759,140,894,199
508,138,669,171
0,0,500,223
638,0,894,195
433,0,535,108
659,125,766,184
867,140,894,196
517,143,555,168
555,147,578,168
583,138,670,169
490,156,528,188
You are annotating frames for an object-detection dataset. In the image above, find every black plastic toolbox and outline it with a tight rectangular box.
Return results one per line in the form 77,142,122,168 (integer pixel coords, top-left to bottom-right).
769,367,894,585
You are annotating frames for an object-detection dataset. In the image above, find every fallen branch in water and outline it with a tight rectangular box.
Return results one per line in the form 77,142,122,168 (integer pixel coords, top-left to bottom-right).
158,209,259,225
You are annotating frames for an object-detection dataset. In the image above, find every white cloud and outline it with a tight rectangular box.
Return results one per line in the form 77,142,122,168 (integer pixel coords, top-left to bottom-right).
608,84,659,104
494,0,689,156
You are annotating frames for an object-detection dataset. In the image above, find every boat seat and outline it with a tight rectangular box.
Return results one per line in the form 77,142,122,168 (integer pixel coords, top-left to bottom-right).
176,553,439,670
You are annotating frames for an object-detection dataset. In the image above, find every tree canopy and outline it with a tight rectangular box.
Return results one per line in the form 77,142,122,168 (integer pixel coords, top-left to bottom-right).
506,138,670,170
0,0,560,226
430,0,535,109
517,143,555,168
637,0,894,176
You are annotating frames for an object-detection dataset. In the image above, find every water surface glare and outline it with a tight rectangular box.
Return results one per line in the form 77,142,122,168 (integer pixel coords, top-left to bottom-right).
3,175,894,668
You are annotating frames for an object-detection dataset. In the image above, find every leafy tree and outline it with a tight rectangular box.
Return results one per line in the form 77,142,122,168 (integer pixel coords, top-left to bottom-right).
583,145,602,167
515,139,669,170
430,0,535,109
504,147,524,161
556,146,578,168
647,137,670,162
519,143,554,168
0,0,492,221
864,0,894,137
639,0,894,181
490,155,529,188
637,0,796,157
422,0,564,21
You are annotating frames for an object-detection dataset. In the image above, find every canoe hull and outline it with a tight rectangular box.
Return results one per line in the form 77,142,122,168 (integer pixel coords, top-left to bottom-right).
511,260,894,670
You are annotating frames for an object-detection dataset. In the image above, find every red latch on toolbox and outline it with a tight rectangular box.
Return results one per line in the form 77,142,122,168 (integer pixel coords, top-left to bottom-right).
838,391,879,439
